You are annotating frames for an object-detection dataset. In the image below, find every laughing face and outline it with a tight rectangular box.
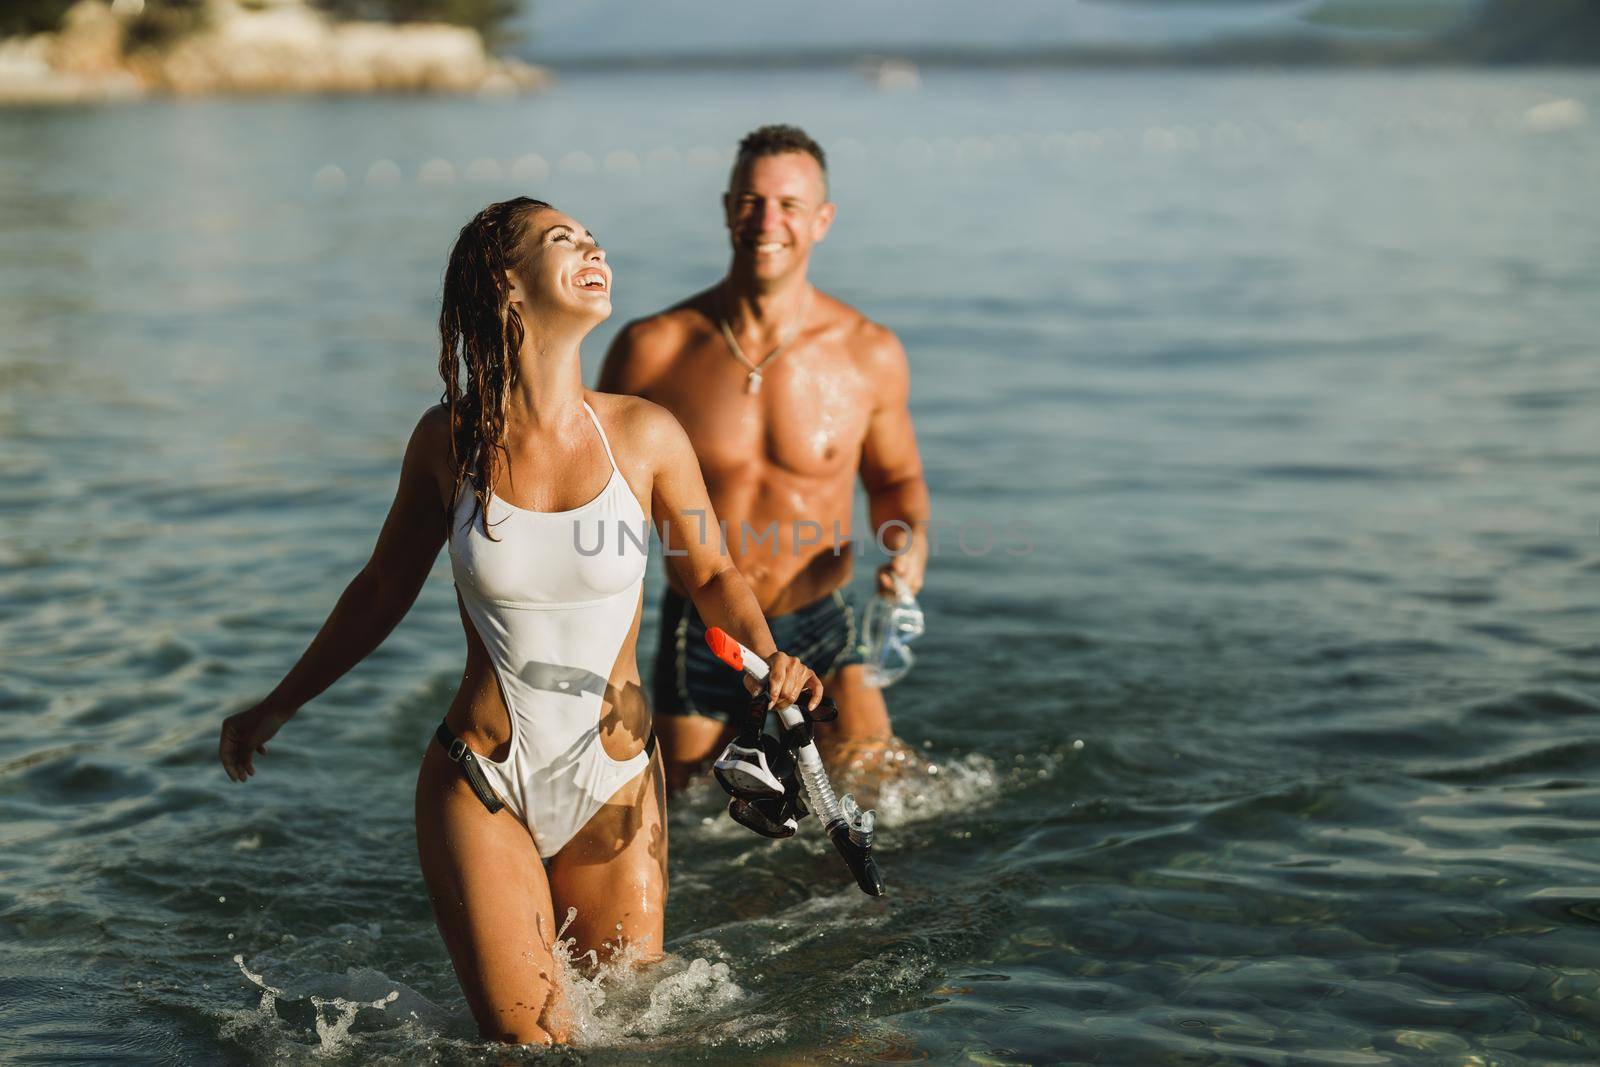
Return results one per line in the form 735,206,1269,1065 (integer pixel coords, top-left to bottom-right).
723,152,835,285
507,208,612,328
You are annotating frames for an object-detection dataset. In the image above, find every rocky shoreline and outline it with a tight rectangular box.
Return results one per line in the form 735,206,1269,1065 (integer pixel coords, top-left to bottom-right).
0,0,549,105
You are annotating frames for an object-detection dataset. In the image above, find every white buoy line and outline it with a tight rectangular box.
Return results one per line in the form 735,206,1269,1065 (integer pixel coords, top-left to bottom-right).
310,104,1588,191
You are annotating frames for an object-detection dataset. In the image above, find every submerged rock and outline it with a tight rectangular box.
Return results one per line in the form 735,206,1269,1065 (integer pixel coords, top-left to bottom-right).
0,0,549,105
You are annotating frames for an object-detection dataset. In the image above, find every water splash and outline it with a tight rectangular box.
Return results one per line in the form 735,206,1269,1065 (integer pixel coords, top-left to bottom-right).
869,751,1004,824
634,957,745,1035
309,988,398,1053
231,953,281,1021
803,736,1075,827
223,911,755,1056
225,953,448,1057
545,907,751,1048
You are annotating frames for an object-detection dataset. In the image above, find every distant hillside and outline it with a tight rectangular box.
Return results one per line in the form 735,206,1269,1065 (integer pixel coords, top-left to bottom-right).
517,0,1600,66
516,0,1332,60
1454,0,1600,62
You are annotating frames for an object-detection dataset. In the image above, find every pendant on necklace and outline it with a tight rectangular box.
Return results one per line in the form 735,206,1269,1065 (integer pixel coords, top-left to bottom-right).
747,370,763,396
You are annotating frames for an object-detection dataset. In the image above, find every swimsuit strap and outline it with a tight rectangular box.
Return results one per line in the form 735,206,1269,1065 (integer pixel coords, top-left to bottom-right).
581,401,621,476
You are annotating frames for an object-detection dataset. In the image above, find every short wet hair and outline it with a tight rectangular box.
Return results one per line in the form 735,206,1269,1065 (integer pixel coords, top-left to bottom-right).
730,124,828,192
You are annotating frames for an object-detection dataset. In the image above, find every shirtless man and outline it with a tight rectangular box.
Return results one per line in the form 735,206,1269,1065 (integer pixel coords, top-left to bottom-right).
600,124,930,790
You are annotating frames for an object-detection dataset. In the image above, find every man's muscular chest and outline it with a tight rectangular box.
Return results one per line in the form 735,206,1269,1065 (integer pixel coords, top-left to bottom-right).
650,336,873,483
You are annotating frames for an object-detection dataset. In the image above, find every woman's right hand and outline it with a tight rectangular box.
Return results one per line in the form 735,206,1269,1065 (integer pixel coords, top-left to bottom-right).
753,651,824,713
219,702,295,782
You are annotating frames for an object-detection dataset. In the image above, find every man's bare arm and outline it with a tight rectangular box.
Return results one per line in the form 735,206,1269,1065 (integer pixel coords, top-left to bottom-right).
642,401,823,710
858,327,930,594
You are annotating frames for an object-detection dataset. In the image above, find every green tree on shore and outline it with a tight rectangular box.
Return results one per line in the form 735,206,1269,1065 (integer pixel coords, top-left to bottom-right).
318,0,522,49
2,0,84,36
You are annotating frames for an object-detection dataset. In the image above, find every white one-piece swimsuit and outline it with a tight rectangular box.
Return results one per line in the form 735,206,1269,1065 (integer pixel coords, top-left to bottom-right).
448,401,652,857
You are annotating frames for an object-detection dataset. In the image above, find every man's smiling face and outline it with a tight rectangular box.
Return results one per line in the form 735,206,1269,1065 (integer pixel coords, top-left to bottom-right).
723,151,835,283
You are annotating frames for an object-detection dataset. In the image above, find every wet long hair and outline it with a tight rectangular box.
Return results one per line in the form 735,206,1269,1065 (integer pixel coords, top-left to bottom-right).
438,197,552,538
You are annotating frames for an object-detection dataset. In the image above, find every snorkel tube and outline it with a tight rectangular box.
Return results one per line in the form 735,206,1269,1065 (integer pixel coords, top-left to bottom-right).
705,628,885,897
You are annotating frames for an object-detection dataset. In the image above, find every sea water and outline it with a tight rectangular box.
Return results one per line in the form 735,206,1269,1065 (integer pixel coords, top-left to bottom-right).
3,67,1600,1063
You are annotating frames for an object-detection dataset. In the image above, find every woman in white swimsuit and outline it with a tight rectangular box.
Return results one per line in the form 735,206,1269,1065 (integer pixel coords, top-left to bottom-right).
218,197,824,1045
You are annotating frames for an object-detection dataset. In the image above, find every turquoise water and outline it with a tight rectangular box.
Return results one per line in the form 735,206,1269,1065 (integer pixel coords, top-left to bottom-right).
4,68,1600,1064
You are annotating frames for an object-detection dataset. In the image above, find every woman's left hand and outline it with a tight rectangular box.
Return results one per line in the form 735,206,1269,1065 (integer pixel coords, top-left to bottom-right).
749,651,823,712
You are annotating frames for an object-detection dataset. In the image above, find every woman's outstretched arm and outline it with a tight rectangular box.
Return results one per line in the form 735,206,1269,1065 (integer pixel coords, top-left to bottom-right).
641,403,822,713
219,408,451,781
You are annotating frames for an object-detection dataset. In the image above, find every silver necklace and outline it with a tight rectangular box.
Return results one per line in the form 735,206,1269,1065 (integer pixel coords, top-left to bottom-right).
718,285,812,396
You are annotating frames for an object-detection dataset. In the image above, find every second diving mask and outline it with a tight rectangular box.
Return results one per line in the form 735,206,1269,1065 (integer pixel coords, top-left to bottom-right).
858,575,925,689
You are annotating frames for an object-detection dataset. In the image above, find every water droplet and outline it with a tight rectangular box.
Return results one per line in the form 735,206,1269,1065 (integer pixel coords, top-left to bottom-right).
512,153,550,181
603,149,641,175
365,159,401,188
311,164,347,192
466,157,503,183
644,146,680,173
419,158,455,187
559,150,597,175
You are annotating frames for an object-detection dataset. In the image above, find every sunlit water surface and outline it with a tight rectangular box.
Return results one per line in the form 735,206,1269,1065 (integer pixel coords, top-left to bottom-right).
3,68,1600,1064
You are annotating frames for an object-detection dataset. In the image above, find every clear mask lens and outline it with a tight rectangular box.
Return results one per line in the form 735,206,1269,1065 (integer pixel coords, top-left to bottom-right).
858,579,924,689
863,638,913,688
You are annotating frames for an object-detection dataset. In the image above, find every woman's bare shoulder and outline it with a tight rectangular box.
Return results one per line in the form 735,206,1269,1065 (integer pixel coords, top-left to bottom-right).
409,404,454,460
408,404,457,503
586,391,691,466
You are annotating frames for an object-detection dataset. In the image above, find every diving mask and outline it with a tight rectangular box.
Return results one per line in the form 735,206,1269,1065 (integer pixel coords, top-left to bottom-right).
859,574,925,689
